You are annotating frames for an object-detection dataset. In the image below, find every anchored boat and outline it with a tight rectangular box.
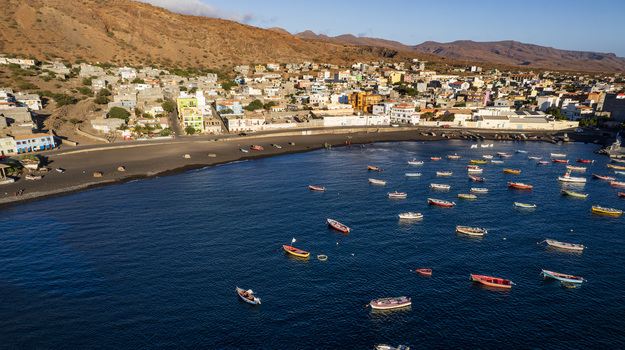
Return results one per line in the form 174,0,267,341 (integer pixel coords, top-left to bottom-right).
309,185,325,191
327,218,351,233
436,171,453,176
430,183,450,190
405,173,422,177
458,193,477,200
388,191,407,198
428,198,455,207
561,189,588,198
456,225,487,236
593,174,616,181
369,178,387,185
607,164,625,170
407,159,424,165
414,269,432,275
591,205,622,216
508,182,533,190
610,181,625,187
471,188,488,193
235,286,261,305
558,172,586,183
576,158,594,163
283,244,310,258
514,202,536,209
468,175,485,182
551,153,567,157
566,165,586,172
369,296,412,310
540,239,585,251
398,212,423,220
503,168,521,174
541,269,585,284
471,274,513,289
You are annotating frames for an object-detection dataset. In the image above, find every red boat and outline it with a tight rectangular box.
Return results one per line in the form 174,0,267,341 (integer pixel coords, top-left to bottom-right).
537,161,549,165
467,165,480,169
428,198,455,207
414,269,432,275
593,174,616,181
619,192,625,198
552,159,569,164
468,175,485,182
611,181,625,187
309,185,325,191
508,182,533,190
251,145,264,151
576,159,594,163
430,157,442,161
471,274,513,289
327,218,351,233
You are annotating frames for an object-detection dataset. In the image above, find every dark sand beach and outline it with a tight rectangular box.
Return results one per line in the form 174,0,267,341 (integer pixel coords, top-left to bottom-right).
0,127,600,209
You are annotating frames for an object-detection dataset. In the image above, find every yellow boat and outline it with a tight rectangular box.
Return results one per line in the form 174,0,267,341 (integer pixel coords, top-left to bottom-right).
283,245,310,258
607,164,625,170
503,168,521,174
470,159,487,164
591,205,622,216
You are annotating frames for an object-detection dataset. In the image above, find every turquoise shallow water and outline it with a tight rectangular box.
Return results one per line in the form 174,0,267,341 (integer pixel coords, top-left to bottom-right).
1,140,624,349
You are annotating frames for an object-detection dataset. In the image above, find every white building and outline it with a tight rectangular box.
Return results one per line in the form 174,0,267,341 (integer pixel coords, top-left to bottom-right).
226,116,266,133
390,103,420,124
322,114,389,127
0,136,16,156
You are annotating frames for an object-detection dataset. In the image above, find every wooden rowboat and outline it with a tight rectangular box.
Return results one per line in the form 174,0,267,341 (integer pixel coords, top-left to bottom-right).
470,159,487,164
398,212,423,219
236,286,261,305
430,183,450,190
503,168,521,174
607,164,625,170
471,274,513,288
428,198,455,207
552,159,569,164
471,188,488,193
388,191,407,198
566,165,586,172
369,178,387,185
436,171,453,176
404,173,422,177
468,175,485,182
514,202,536,209
415,269,432,275
430,157,442,161
408,160,424,165
619,192,625,198
327,218,351,233
456,225,487,236
576,159,594,163
508,182,533,190
369,296,411,310
540,239,585,251
593,174,616,181
283,245,310,258
551,153,567,157
610,181,625,187
309,185,325,191
591,205,622,216
561,190,588,198
458,193,477,200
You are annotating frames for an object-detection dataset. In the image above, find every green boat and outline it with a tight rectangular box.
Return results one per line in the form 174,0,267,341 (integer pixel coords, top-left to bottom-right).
561,190,588,198
458,193,477,200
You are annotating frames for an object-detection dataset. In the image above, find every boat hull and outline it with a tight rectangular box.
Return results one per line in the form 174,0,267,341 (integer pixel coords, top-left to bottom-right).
456,226,487,236
327,219,350,233
283,245,310,258
591,206,622,216
508,182,533,190
471,274,512,288
541,270,584,284
561,190,588,198
369,296,412,309
236,287,261,305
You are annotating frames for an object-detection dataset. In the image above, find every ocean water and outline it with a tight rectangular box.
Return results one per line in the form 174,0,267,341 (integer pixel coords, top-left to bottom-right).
1,140,624,349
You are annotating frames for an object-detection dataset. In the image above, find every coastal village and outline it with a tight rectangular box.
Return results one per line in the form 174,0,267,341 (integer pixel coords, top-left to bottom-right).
1,54,625,186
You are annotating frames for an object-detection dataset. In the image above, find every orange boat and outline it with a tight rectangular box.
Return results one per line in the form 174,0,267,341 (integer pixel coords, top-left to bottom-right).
471,274,513,289
508,182,533,190
415,269,432,275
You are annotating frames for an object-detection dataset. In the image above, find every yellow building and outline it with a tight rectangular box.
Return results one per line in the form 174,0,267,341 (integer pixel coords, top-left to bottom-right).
349,92,381,113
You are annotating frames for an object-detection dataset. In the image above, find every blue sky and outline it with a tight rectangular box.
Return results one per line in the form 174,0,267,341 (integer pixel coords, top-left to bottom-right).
138,0,625,57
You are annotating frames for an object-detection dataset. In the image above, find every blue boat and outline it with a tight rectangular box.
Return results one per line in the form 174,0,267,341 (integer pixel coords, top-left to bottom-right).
236,286,261,305
240,148,249,153
516,150,528,153
404,173,422,177
541,270,585,284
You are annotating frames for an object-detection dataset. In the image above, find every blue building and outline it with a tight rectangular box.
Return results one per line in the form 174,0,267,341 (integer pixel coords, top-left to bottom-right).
14,133,56,153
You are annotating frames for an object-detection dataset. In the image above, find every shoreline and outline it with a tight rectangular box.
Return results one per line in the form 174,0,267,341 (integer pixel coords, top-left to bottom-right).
0,127,608,209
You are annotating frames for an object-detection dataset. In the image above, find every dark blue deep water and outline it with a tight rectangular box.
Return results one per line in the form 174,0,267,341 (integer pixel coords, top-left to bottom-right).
1,140,624,349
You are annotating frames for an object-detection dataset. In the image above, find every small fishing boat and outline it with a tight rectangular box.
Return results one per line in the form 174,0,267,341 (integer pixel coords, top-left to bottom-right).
576,159,594,163
236,286,261,305
428,198,455,207
514,202,536,209
618,192,625,197
458,193,477,200
369,296,411,310
561,189,588,198
566,165,586,172
593,174,616,181
482,155,493,159
56,167,65,173
471,188,488,193
503,168,521,174
415,269,432,275
496,152,507,156
283,244,310,258
528,156,542,160
207,153,217,157
537,161,549,165
388,191,407,198
467,168,483,174
309,185,325,191
551,153,567,157
471,144,478,149
430,183,450,190
430,157,442,161
552,159,569,164
558,172,586,183
447,154,461,159
491,160,504,164
470,159,487,164
607,164,625,170
516,150,528,154
251,145,264,151
273,144,282,149
404,173,422,177
25,174,42,180
468,175,485,182
407,159,424,165
456,225,487,236
610,181,625,187
508,182,533,190
398,212,423,219
239,148,249,153
327,218,351,233
470,274,513,289
591,205,622,216
541,269,585,284
499,154,513,158
612,159,625,164
436,171,453,176
615,171,625,175
467,165,480,169
369,178,387,185
540,239,585,251
368,166,384,171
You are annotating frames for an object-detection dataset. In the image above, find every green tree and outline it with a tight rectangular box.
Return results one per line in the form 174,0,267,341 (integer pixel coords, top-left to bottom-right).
184,126,196,135
99,88,111,96
108,107,131,122
159,127,173,136
52,93,77,106
421,112,435,120
244,99,264,111
94,96,109,104
162,101,175,113
564,84,577,93
76,86,93,96
179,86,188,91
131,78,145,84
263,101,276,109
219,108,234,114
69,118,82,125
82,77,93,86
221,81,238,91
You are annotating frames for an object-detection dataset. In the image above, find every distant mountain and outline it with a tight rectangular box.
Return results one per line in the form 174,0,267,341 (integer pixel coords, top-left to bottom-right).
294,32,625,72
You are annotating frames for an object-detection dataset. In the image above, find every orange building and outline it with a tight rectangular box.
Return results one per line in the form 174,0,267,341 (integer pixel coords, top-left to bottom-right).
349,92,381,113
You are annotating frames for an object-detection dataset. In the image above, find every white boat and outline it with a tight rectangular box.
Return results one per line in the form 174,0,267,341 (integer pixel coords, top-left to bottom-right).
467,168,483,173
404,173,421,177
430,183,450,190
235,286,261,305
398,212,423,219
482,155,493,159
470,144,478,149
436,171,453,176
369,178,387,185
558,172,586,183
471,188,488,193
566,165,586,172
541,239,585,251
407,159,424,165
551,153,567,157
541,269,585,284
456,225,487,236
491,160,504,164
388,191,407,198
